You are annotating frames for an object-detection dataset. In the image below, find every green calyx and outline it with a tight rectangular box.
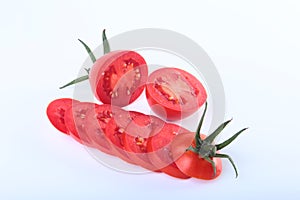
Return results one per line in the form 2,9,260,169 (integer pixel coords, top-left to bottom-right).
186,102,248,178
59,29,111,89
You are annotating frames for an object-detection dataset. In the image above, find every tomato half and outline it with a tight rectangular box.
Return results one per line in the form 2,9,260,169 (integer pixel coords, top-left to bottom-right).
123,114,166,171
46,98,79,134
89,50,148,107
147,123,193,179
64,102,99,146
146,67,207,120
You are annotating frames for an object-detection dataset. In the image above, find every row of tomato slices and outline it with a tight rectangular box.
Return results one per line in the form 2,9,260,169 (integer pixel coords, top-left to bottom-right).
47,98,221,180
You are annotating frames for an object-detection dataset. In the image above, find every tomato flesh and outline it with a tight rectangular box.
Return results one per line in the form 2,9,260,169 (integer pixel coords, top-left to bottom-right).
147,123,192,179
64,102,99,146
89,50,148,107
123,114,165,171
146,67,207,120
46,98,79,134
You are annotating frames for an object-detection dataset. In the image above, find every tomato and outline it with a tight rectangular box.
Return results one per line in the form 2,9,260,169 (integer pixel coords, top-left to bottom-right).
46,98,79,134
147,123,193,179
64,102,99,146
145,67,207,120
123,114,165,171
89,50,148,107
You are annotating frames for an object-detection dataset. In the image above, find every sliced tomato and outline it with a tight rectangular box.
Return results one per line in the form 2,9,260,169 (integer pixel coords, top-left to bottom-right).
89,50,148,107
173,135,222,180
147,123,193,179
64,102,99,146
146,67,207,120
123,114,165,171
46,98,79,134
104,110,144,164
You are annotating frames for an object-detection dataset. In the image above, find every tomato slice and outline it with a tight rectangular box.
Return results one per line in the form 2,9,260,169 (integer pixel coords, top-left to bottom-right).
146,67,207,120
46,98,79,134
89,50,148,107
123,114,166,171
64,102,99,146
104,110,144,164
147,123,193,179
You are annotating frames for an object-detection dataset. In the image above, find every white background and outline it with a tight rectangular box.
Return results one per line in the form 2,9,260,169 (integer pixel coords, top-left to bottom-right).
1,0,300,199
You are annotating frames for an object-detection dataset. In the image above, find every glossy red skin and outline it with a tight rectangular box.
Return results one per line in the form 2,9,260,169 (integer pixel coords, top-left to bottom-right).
146,67,207,121
46,98,79,134
147,123,192,179
123,114,166,171
174,135,222,180
89,50,148,107
64,102,99,146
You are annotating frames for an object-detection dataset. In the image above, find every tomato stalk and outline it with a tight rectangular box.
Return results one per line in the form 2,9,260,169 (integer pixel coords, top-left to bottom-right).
187,102,248,178
59,29,110,89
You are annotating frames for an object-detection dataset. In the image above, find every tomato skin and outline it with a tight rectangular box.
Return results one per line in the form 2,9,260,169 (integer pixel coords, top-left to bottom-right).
175,151,222,180
174,134,222,180
89,50,148,107
146,67,207,121
46,98,79,134
64,102,99,146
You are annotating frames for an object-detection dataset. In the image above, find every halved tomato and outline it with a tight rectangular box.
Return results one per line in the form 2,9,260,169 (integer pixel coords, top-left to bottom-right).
64,102,99,146
46,98,79,134
89,50,148,107
123,114,165,171
147,123,193,179
146,67,207,120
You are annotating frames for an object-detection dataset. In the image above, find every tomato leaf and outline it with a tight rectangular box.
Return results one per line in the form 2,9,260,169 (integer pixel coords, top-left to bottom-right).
216,128,248,150
204,118,232,143
102,29,111,54
78,39,96,63
215,153,238,178
59,75,89,89
203,156,216,178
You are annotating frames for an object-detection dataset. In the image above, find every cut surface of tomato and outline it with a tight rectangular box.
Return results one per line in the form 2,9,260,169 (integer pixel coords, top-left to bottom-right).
123,114,166,171
64,102,99,146
146,67,207,120
46,98,79,134
147,123,192,178
89,50,148,107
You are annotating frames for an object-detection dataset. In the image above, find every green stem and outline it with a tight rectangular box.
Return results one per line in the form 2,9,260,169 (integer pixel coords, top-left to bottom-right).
59,75,89,89
78,39,96,63
216,128,248,150
102,29,111,54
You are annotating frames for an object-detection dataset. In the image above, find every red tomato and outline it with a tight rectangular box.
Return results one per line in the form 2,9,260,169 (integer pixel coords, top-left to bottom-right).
64,102,99,146
174,135,222,180
46,98,79,134
146,67,207,120
147,123,193,179
89,50,148,107
123,114,166,171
